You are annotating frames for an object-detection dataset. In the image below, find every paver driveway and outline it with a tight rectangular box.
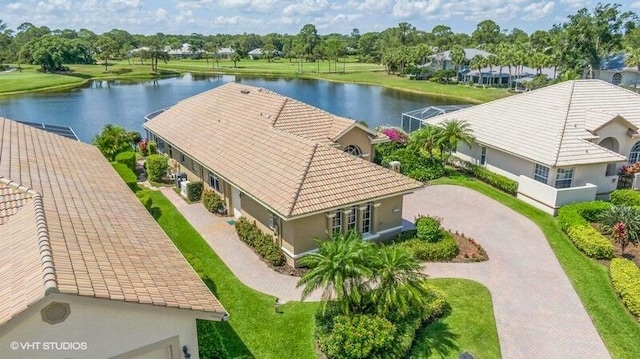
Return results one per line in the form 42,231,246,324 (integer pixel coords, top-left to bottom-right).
405,185,610,359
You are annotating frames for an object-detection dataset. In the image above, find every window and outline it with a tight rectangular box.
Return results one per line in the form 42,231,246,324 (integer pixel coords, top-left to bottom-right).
331,210,342,234
480,146,487,165
193,161,200,173
157,138,166,152
347,206,357,231
533,164,549,184
209,173,220,192
361,203,372,234
612,73,622,85
344,145,362,157
555,168,574,189
180,154,186,162
268,212,276,230
631,142,640,164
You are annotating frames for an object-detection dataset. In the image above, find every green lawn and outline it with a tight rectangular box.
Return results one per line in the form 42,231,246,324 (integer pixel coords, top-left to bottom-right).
431,173,640,359
146,189,500,358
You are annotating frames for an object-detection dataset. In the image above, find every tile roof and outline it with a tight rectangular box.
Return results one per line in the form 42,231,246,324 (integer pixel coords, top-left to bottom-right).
144,82,422,218
0,118,226,326
426,80,635,167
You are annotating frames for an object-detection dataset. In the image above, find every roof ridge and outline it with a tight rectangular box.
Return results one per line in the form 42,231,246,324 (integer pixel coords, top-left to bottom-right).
270,97,288,127
31,193,59,295
0,176,40,197
552,81,577,167
287,143,318,217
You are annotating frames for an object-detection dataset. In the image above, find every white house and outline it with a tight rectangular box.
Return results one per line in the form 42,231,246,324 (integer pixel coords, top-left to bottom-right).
424,80,640,214
0,117,227,359
593,53,640,86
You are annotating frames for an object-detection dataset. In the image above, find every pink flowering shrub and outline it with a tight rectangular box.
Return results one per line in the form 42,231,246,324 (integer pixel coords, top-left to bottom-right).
382,128,408,146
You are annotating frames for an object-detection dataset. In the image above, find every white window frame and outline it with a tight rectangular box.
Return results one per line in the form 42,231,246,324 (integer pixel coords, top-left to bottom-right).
361,203,372,234
347,206,357,231
344,145,362,157
554,167,574,189
533,163,549,184
612,73,622,85
480,146,487,165
209,173,220,192
630,142,640,164
331,210,342,234
268,212,276,230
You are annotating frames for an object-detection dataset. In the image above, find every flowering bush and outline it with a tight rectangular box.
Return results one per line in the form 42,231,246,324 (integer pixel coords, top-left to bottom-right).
619,162,640,176
137,139,149,156
381,128,408,146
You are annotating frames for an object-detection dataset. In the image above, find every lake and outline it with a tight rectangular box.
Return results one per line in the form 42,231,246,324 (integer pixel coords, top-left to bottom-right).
0,73,465,142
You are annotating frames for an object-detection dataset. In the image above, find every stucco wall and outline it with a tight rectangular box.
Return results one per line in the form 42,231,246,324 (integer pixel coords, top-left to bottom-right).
595,120,639,166
594,70,639,86
336,127,374,161
568,163,618,195
240,194,274,235
458,143,535,182
0,294,208,359
375,196,404,236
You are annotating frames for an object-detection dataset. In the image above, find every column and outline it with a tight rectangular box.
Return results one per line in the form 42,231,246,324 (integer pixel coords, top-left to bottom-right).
372,202,382,234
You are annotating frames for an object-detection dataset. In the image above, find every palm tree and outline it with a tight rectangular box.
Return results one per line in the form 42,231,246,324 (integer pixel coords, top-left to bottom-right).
437,119,475,163
409,125,442,162
470,55,486,85
297,231,374,315
370,246,431,317
625,47,640,72
486,54,499,86
598,205,640,255
450,45,466,80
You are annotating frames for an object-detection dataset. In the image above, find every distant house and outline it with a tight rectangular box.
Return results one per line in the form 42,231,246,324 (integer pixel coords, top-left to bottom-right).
0,118,227,359
429,48,492,71
144,83,423,266
593,53,640,86
217,47,235,59
248,48,282,60
166,43,202,58
424,80,640,214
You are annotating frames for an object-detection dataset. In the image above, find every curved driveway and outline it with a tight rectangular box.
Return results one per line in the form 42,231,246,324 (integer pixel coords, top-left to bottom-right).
404,185,610,359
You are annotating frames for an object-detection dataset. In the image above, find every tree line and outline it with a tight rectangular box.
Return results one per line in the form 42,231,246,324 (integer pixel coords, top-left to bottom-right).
0,3,639,78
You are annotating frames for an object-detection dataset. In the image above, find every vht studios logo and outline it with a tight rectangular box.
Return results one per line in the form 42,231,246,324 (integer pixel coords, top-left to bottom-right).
10,341,88,351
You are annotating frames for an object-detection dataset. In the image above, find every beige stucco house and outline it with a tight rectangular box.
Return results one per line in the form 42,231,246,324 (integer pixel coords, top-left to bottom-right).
0,118,227,359
425,80,640,215
144,83,423,266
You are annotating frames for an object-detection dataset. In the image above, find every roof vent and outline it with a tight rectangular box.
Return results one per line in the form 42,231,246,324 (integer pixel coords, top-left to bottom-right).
41,302,70,324
389,161,401,172
240,89,250,94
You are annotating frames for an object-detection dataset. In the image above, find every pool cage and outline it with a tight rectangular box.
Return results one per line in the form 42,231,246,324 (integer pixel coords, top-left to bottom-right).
400,105,470,133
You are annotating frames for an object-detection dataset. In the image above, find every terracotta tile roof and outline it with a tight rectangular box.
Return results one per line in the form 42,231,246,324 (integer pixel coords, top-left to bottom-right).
0,118,226,326
144,83,422,218
426,80,634,167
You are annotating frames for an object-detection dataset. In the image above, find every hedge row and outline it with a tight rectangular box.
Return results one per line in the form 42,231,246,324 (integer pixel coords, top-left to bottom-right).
202,189,225,214
235,217,285,266
115,151,136,172
610,258,640,318
145,154,169,182
449,156,518,195
111,162,139,192
399,233,458,261
557,202,613,259
197,319,229,359
610,189,640,207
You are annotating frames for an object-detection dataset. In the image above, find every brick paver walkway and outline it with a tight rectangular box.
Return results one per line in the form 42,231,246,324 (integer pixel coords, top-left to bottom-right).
405,185,610,359
159,187,321,302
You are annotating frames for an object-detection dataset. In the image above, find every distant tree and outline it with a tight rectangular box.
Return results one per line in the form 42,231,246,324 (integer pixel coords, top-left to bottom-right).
449,45,466,77
431,24,454,50
95,35,118,71
262,42,277,63
486,53,499,85
325,37,342,72
298,24,319,60
625,47,640,71
470,54,486,85
472,20,503,47
508,28,529,43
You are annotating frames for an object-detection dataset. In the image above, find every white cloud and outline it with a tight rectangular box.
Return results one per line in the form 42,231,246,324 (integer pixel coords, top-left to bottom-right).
348,0,392,12
559,0,586,10
313,13,363,29
156,8,168,20
632,1,640,9
107,0,143,11
393,0,442,18
282,0,329,16
522,1,555,20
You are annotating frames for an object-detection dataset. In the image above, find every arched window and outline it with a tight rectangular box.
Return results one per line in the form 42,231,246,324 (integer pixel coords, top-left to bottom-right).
630,142,640,164
612,73,622,85
344,145,362,157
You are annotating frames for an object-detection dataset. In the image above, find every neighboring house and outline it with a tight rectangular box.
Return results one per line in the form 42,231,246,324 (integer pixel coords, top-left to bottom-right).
593,53,640,86
217,47,235,58
166,43,202,58
424,80,640,215
0,118,227,359
248,48,282,60
144,83,423,266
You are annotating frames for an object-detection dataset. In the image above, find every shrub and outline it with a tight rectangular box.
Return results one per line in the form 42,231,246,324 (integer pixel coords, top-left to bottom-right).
610,258,640,318
197,319,229,359
137,139,149,156
235,217,285,266
135,189,153,211
318,314,396,359
186,181,204,202
93,124,134,161
147,140,157,155
449,156,518,195
145,154,169,182
400,233,458,261
416,216,444,242
115,151,136,172
381,128,408,146
557,201,613,259
202,189,225,214
111,162,138,192
610,189,640,207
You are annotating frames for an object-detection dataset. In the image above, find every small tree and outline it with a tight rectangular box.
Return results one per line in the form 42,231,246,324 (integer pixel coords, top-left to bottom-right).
93,124,134,161
145,154,169,182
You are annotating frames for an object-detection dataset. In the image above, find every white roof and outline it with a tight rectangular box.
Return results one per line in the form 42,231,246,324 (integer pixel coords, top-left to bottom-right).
425,80,638,167
430,48,492,61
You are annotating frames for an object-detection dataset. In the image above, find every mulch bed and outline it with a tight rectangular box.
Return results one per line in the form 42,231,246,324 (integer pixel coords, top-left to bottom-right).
273,265,307,277
591,223,640,267
451,232,488,263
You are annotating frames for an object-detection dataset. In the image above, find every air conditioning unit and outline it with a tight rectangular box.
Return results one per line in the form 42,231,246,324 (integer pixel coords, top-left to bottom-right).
389,161,401,172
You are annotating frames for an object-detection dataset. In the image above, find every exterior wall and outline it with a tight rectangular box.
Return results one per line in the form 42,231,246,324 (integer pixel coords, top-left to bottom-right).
458,143,535,182
595,120,639,167
375,196,404,236
0,294,210,359
336,127,375,161
241,194,274,235
594,69,639,86
567,163,618,195
517,175,597,215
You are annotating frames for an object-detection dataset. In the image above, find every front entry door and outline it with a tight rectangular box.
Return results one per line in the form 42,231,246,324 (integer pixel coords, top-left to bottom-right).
231,187,242,218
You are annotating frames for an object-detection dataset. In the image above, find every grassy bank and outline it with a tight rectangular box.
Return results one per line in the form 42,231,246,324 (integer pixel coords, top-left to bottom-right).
431,173,640,359
1,59,510,102
146,189,499,358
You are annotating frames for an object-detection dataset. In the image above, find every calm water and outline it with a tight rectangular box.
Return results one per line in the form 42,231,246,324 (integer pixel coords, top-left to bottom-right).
0,74,464,142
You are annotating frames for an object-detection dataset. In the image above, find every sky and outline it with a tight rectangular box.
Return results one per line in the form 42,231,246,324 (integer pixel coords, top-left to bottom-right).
0,0,639,36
